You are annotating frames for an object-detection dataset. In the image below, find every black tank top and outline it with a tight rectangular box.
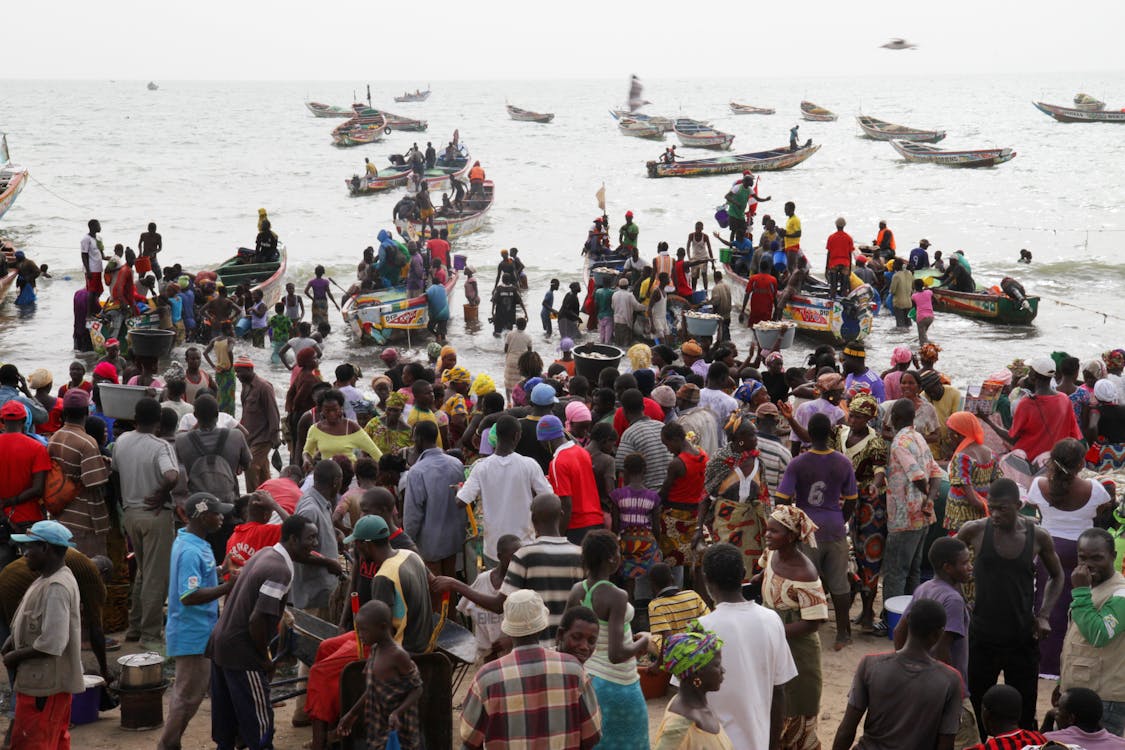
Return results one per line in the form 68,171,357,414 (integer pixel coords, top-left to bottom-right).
970,517,1036,642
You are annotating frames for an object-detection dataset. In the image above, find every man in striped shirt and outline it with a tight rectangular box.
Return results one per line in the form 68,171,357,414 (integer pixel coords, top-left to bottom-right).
647,562,709,653
47,389,110,557
966,685,1046,750
615,389,670,490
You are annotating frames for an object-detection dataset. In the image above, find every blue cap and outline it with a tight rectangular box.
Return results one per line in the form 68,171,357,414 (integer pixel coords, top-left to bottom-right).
530,383,558,406
11,520,76,549
535,415,565,441
523,377,543,393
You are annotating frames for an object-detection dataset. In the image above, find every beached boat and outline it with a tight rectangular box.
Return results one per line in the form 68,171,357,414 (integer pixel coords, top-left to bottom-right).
347,149,471,196
332,112,388,147
647,143,820,178
213,244,289,309
674,119,734,150
353,105,428,132
306,101,355,118
395,180,494,240
609,110,675,133
915,270,1039,324
730,102,775,115
0,136,28,223
507,104,554,123
890,140,1016,167
800,101,838,122
618,118,665,140
857,115,946,143
394,88,431,103
1032,101,1125,123
343,272,458,344
724,264,874,342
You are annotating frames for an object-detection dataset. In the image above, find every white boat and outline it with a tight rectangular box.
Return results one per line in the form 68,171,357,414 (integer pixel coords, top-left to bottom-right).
890,140,1016,167
395,181,494,240
730,102,775,115
673,119,735,150
507,104,554,123
609,110,674,133
618,117,665,140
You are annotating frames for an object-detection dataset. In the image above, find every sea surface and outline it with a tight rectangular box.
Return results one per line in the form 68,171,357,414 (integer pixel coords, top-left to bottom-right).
2,74,1124,394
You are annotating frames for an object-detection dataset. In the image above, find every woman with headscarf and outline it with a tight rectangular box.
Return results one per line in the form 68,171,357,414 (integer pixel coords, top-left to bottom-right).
435,345,457,381
732,380,769,416
827,392,888,634
509,350,544,408
944,411,997,534
881,346,913,401
1071,359,1103,428
1084,378,1125,471
698,415,771,574
369,375,393,418
285,347,323,450
757,505,828,750
363,391,412,456
565,400,593,445
652,627,731,750
919,341,942,374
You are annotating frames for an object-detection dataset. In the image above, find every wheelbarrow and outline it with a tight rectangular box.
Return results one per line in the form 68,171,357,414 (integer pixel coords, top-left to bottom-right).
268,606,341,704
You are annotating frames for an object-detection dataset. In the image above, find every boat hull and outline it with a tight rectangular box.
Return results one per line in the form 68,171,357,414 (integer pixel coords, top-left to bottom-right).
618,120,665,139
343,272,458,344
0,169,27,222
800,102,837,121
348,158,470,196
891,140,1016,167
916,271,1038,324
396,181,494,240
507,106,554,123
730,103,775,115
857,116,946,143
394,91,432,103
0,270,15,305
1033,101,1125,123
610,110,674,132
306,101,353,118
647,144,820,178
675,133,735,150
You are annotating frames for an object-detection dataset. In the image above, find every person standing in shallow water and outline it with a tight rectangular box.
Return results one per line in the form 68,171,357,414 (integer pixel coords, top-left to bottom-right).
304,265,338,329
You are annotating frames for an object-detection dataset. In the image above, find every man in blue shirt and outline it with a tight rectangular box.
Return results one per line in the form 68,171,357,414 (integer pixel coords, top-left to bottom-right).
158,492,233,750
908,239,931,270
425,278,450,344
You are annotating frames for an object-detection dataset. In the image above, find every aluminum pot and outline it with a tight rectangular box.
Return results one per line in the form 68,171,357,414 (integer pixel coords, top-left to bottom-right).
117,652,164,689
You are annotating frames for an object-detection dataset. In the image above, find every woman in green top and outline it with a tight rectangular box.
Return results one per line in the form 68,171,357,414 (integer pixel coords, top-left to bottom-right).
566,530,650,750
302,389,382,470
363,392,412,456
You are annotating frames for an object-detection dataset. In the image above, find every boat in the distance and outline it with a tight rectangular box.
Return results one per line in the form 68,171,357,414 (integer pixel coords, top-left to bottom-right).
890,140,1016,167
673,119,734,150
147,82,158,91
647,143,820,178
730,102,775,115
618,118,665,140
343,271,458,345
507,104,554,123
856,115,946,143
1073,93,1106,111
915,270,1038,324
0,135,28,223
395,180,495,240
353,105,428,132
394,88,431,103
332,112,388,147
347,145,471,196
800,101,838,122
609,110,674,133
1032,101,1125,123
306,101,355,118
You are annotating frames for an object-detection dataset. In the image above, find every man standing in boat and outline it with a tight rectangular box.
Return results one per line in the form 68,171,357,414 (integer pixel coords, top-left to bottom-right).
780,201,802,272
687,221,715,292
789,124,800,151
619,211,639,253
873,220,896,260
424,142,436,170
468,161,486,201
825,216,855,300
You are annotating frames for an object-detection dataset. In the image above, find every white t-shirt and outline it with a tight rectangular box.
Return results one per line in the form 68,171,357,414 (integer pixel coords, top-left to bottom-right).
457,452,552,559
698,601,798,749
81,234,103,273
177,411,241,434
456,571,505,659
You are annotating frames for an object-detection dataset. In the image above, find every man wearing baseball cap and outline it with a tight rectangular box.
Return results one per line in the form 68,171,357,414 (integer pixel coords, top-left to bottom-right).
47,388,111,558
538,416,602,545
2,521,84,748
461,589,601,749
159,493,234,750
986,355,1082,461
0,401,51,565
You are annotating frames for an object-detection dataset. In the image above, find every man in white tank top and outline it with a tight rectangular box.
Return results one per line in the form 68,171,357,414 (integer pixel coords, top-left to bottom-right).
686,221,714,291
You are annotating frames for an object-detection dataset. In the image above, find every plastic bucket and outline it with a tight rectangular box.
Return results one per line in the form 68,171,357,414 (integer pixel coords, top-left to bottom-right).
72,675,105,725
684,313,720,338
884,595,912,641
719,248,732,264
573,343,625,383
714,208,729,228
453,254,466,271
463,304,478,323
127,328,175,357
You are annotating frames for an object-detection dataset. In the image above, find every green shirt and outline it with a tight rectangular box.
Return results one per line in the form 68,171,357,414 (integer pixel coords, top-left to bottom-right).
1070,582,1125,648
268,314,292,341
595,287,615,319
619,222,639,250
727,185,751,218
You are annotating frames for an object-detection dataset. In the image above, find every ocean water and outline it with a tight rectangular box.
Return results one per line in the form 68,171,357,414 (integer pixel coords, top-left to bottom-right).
2,73,1124,393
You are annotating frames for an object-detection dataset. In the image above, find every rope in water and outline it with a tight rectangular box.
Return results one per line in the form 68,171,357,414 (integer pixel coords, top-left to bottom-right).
29,174,94,211
984,223,1125,233
1046,297,1111,324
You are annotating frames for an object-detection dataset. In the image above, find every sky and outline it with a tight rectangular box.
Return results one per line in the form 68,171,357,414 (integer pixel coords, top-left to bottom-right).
5,0,1125,80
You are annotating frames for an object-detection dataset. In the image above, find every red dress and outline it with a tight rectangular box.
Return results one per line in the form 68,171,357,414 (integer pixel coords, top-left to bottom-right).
745,273,778,325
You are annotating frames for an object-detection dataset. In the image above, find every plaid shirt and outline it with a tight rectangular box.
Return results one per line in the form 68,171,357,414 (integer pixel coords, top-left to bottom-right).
460,645,600,750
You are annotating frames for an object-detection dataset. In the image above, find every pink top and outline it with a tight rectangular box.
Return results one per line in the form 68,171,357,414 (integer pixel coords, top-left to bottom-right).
911,289,934,319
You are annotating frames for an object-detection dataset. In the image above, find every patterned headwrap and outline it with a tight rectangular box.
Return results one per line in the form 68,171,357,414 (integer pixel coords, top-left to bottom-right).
426,341,443,361
816,372,844,394
1007,358,1030,380
439,345,457,361
627,344,652,372
1103,349,1125,371
771,505,819,547
849,392,879,420
681,340,703,357
470,373,497,396
443,366,471,384
660,625,724,678
733,380,765,404
1083,360,1107,382
920,342,942,362
370,375,392,391
765,351,784,365
385,392,408,410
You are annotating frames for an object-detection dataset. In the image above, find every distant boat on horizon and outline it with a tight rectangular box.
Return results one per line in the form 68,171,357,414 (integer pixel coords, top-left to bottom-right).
147,81,159,91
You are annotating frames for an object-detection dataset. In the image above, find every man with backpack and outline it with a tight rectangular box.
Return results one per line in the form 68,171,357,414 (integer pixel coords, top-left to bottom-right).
173,394,251,567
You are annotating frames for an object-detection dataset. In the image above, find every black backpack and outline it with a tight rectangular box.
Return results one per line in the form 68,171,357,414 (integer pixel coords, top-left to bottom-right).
186,429,238,503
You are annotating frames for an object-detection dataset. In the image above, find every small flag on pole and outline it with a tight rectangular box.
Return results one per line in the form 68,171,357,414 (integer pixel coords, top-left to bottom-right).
596,183,606,212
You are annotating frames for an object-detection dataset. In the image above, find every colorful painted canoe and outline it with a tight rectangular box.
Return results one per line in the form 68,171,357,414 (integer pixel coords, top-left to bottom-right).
0,136,28,222
916,270,1039,324
891,140,1016,167
507,104,554,123
724,264,874,342
730,102,775,115
1033,101,1125,123
305,101,355,118
610,110,675,132
646,143,820,178
618,118,665,139
394,89,431,103
395,181,494,240
342,271,458,344
353,105,428,132
800,101,838,121
857,115,946,143
332,111,388,147
347,149,470,195
674,119,734,150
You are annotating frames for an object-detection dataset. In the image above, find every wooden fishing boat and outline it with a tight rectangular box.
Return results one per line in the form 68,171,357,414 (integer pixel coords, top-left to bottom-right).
332,110,388,147
343,271,458,344
147,82,158,91
0,136,28,222
213,243,289,308
724,264,874,342
306,101,355,118
0,243,17,305
857,115,946,143
800,101,837,122
347,150,471,196
618,118,665,140
1073,93,1106,111
674,119,734,150
507,104,554,123
647,143,820,178
915,270,1039,324
890,140,1016,167
609,110,674,133
395,180,494,240
730,102,775,115
394,89,431,103
353,105,428,132
1032,101,1125,123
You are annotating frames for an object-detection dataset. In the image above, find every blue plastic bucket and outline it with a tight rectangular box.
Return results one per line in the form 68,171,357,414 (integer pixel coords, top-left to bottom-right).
71,675,105,725
884,595,912,641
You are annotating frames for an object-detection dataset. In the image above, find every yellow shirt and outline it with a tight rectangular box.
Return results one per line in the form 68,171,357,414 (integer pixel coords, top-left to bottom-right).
303,424,383,462
784,215,801,249
639,277,653,303
407,407,445,448
365,162,378,176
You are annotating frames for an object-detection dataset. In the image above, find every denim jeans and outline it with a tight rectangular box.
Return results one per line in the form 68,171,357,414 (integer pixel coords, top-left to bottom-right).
883,527,927,607
1104,700,1125,737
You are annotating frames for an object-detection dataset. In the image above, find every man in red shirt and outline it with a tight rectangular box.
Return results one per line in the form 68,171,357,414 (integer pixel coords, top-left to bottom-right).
825,216,855,300
538,416,603,546
739,256,779,326
0,401,50,563
427,229,450,269
223,490,288,574
987,357,1082,463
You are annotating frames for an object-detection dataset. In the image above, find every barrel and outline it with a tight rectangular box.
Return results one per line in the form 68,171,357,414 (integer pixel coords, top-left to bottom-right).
884,595,912,641
573,343,625,383
463,304,478,322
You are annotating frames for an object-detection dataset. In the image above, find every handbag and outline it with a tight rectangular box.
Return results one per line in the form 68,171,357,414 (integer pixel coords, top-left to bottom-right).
43,459,82,516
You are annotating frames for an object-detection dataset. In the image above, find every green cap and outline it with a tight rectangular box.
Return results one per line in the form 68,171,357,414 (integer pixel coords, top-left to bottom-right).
344,515,389,544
